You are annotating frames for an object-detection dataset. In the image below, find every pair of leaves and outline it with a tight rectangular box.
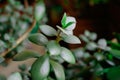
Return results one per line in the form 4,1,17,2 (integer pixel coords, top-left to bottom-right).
47,41,75,64
31,54,65,80
61,13,76,30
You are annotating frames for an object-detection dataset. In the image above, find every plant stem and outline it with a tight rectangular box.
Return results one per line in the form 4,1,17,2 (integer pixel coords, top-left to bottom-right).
56,30,61,43
1,20,36,57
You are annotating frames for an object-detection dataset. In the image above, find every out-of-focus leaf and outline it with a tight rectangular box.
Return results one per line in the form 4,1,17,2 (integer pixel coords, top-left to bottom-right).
94,52,104,61
47,40,61,56
62,35,81,44
60,47,75,64
84,30,90,37
86,42,97,51
109,49,120,59
98,39,107,49
34,3,45,21
28,33,48,46
107,66,120,80
31,55,50,80
13,50,41,61
113,33,120,43
107,41,120,50
8,72,22,80
0,74,6,80
0,56,5,63
39,25,57,36
50,60,65,80
89,32,97,41
79,35,89,43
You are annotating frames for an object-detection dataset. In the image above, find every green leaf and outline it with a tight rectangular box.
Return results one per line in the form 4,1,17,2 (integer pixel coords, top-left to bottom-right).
60,47,75,64
0,56,5,63
62,35,81,44
47,40,61,56
39,25,57,36
50,60,65,80
31,55,50,80
8,72,22,80
61,13,66,28
34,3,45,21
107,41,120,50
107,66,120,80
64,22,75,29
28,33,48,46
13,50,41,61
109,49,120,59
65,16,76,30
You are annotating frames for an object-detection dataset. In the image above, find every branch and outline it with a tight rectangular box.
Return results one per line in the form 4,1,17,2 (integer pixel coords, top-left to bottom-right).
1,20,36,57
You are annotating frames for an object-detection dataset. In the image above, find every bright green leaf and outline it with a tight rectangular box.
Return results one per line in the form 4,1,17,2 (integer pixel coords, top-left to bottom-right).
8,72,22,80
62,35,81,44
31,55,50,80
64,22,75,29
61,13,66,28
28,33,48,46
50,60,65,80
13,50,41,61
60,47,75,64
47,40,61,56
39,25,57,36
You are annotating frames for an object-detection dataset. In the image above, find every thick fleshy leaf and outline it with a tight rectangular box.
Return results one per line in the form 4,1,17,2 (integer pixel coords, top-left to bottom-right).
8,72,22,80
28,33,48,46
50,60,65,80
62,35,81,44
61,13,66,28
65,16,76,30
31,55,50,80
34,3,45,21
13,50,41,61
39,25,57,36
60,47,75,64
109,49,120,59
47,40,61,56
107,66,120,80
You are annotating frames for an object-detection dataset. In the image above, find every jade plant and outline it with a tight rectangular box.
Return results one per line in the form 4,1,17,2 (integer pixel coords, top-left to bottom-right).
12,13,81,80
